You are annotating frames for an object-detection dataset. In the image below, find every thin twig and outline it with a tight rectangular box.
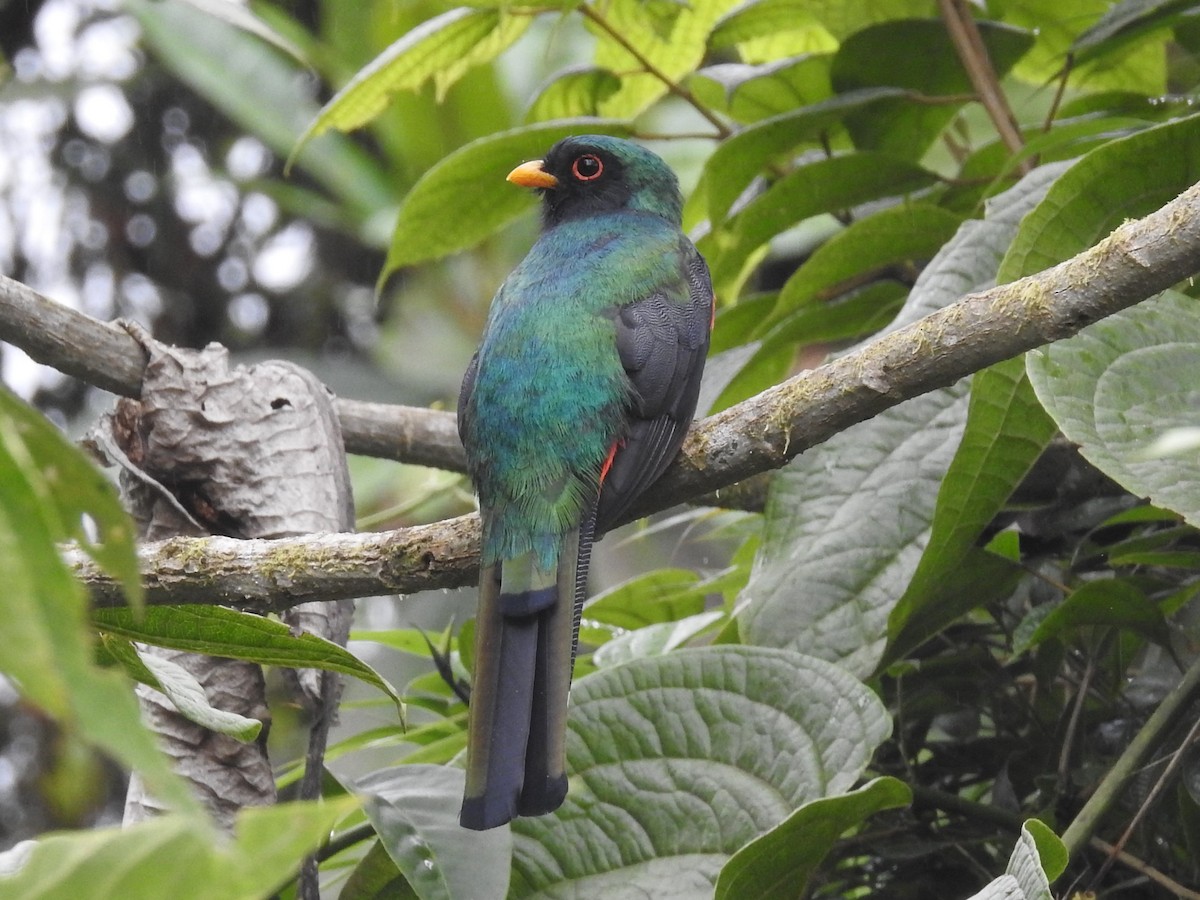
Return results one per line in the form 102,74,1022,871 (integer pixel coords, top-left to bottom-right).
1061,652,1200,857
938,0,1030,172
1088,714,1200,891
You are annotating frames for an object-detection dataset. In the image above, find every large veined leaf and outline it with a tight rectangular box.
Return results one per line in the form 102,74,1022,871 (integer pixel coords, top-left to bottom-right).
0,386,194,814
382,119,632,278
738,163,1067,677
691,55,834,123
507,646,890,897
966,820,1067,900
0,798,357,900
1028,291,1200,525
1017,115,1200,523
714,777,912,899
356,767,511,900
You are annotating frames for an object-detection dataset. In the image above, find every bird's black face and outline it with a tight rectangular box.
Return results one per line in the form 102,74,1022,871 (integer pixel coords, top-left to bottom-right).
507,135,684,229
536,141,633,227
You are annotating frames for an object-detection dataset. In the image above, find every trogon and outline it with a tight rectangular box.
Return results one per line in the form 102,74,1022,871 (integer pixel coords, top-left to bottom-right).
457,135,713,830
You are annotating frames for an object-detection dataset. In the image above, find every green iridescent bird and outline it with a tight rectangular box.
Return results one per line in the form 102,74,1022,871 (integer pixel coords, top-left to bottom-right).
457,135,713,830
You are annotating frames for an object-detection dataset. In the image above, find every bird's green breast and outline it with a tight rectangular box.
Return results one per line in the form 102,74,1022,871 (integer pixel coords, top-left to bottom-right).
464,211,687,568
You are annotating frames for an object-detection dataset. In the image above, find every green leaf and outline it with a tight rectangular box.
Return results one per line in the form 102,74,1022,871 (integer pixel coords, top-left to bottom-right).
1004,114,1200,278
966,820,1066,900
708,1,838,62
591,0,740,118
1018,579,1171,655
92,605,404,718
0,387,194,814
1029,293,1200,526
702,87,909,224
592,610,726,667
341,840,414,900
0,798,357,900
771,202,965,327
1072,0,1194,63
1004,0,1166,93
357,767,511,900
691,55,834,123
382,119,632,276
738,163,1064,677
525,67,622,122
714,777,912,899
292,9,529,160
831,19,1034,158
137,650,263,741
887,357,1056,649
508,646,890,897
707,152,941,287
177,0,308,65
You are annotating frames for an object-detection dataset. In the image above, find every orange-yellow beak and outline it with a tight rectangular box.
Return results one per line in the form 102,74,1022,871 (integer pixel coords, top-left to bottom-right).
507,159,558,189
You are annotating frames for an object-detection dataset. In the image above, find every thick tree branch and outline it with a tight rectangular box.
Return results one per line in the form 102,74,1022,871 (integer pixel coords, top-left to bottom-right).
50,179,1200,610
0,275,467,471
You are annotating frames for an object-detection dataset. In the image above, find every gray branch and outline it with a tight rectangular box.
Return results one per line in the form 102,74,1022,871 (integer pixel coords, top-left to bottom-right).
10,178,1200,609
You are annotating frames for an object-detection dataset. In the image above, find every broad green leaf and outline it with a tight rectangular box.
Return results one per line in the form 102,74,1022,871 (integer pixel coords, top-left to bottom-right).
966,820,1067,900
0,798,357,900
137,650,263,741
0,387,193,814
509,646,890,898
707,152,940,287
1004,0,1167,93
293,9,529,158
882,547,1024,669
92,605,404,718
357,767,511,900
831,19,1035,159
1072,0,1195,63
129,0,392,221
702,87,908,224
382,119,632,276
579,568,707,642
738,163,1066,677
739,379,970,676
525,67,622,123
886,356,1056,651
690,55,834,123
1019,117,1200,522
591,0,740,118
714,777,912,900
1015,578,1170,655
342,840,415,900
1004,114,1200,278
787,0,936,38
1030,294,1200,526
708,0,838,62
592,610,726,668
770,202,966,328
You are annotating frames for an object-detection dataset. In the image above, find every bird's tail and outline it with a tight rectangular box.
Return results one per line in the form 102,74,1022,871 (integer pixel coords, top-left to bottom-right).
459,514,594,830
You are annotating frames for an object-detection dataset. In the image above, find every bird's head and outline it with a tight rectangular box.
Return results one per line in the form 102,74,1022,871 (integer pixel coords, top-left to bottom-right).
507,135,684,230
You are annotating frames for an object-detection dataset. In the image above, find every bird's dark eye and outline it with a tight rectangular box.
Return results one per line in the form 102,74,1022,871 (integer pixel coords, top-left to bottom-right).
571,154,604,182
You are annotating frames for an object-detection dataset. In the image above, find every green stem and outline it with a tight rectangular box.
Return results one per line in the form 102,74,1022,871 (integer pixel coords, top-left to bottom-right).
1060,650,1200,857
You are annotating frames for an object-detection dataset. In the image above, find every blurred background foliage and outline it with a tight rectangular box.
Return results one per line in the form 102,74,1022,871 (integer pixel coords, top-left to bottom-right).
3,0,1200,898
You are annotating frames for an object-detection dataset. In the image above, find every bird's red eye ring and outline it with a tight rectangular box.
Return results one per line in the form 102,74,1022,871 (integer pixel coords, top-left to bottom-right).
571,154,604,182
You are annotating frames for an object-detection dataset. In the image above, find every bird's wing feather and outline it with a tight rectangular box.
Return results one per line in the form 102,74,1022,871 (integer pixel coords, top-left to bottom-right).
595,247,712,534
